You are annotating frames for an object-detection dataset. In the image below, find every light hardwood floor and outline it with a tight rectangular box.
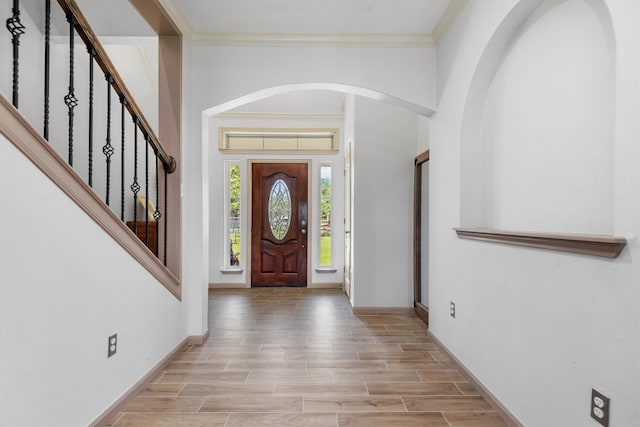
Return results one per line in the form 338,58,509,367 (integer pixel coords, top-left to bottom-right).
108,288,508,427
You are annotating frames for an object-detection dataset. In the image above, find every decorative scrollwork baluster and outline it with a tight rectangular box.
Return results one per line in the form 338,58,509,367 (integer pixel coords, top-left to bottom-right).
120,97,127,221
64,13,78,166
43,0,50,139
144,132,150,246
88,47,96,187
103,74,115,205
6,0,25,108
154,151,162,257
164,168,168,265
131,117,140,234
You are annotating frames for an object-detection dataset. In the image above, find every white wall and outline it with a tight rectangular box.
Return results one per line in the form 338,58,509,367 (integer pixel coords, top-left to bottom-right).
430,0,639,426
0,136,186,426
190,45,437,113
353,96,418,308
184,41,436,310
477,0,614,233
207,114,345,287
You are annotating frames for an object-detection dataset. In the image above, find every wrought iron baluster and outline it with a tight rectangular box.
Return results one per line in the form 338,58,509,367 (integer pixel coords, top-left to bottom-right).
164,168,168,265
43,0,50,139
144,133,150,246
154,151,161,256
64,13,78,166
6,0,25,108
131,118,140,234
87,47,96,187
103,74,115,205
120,97,127,221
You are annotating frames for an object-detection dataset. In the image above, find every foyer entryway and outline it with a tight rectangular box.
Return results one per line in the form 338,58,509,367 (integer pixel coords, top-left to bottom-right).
110,288,509,426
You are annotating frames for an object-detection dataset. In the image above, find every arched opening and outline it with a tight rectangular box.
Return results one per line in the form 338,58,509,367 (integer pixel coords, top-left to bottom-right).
460,0,616,235
203,84,430,308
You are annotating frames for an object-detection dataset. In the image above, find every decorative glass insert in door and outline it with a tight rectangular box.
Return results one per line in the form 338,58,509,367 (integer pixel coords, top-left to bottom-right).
268,179,292,240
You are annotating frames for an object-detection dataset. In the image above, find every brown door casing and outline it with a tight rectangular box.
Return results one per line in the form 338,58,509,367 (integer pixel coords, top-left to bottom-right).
251,163,308,287
414,150,429,326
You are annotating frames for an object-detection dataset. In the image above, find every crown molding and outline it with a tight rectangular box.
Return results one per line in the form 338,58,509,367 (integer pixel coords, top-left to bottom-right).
190,32,434,48
215,112,344,121
433,0,469,42
156,0,194,38
159,0,464,47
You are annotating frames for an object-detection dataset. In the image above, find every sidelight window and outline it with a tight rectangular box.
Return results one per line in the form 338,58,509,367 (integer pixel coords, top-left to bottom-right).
319,164,332,267
224,161,241,268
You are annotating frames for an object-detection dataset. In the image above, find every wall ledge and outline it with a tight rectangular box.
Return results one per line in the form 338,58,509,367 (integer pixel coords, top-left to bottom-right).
454,227,626,258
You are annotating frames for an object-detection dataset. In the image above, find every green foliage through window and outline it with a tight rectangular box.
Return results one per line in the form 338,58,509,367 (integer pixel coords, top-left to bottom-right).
320,166,332,266
228,164,241,266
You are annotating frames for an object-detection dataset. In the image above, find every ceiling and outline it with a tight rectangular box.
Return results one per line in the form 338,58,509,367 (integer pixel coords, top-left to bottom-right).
70,0,467,115
174,0,449,35
72,0,464,43
164,0,466,46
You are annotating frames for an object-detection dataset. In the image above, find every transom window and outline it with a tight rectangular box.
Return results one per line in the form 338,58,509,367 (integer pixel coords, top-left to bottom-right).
219,128,339,152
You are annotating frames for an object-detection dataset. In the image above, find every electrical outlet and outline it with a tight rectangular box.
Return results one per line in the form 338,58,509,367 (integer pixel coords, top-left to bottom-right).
108,333,117,358
591,388,610,427
450,301,455,318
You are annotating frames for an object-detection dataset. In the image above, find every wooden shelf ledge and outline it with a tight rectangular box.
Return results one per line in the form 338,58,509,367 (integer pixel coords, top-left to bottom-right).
454,228,627,258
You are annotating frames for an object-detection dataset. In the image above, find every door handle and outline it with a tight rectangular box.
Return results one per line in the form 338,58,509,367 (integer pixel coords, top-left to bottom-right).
301,229,307,234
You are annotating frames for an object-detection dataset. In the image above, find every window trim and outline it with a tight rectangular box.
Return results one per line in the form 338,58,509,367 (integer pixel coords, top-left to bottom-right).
219,127,339,153
317,162,334,270
222,160,243,272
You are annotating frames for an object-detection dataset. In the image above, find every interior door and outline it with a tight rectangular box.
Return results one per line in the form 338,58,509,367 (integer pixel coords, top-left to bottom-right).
251,163,308,287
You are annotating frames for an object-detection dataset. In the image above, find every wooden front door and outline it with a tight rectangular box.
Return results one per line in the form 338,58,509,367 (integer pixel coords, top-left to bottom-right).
251,163,308,287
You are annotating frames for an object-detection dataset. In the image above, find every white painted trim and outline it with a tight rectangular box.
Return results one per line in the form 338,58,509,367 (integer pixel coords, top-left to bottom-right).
309,282,343,289
159,0,461,47
433,0,470,42
204,83,434,118
217,112,344,122
209,282,250,289
316,268,338,273
157,0,194,39
220,268,243,274
317,162,335,269
223,160,242,270
190,32,434,48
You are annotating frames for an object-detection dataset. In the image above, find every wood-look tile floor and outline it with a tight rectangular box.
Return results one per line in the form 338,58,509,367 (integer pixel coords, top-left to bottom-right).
109,288,508,427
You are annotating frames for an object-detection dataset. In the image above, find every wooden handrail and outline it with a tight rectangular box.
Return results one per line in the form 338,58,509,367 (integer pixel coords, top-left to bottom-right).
56,0,176,173
454,227,627,258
